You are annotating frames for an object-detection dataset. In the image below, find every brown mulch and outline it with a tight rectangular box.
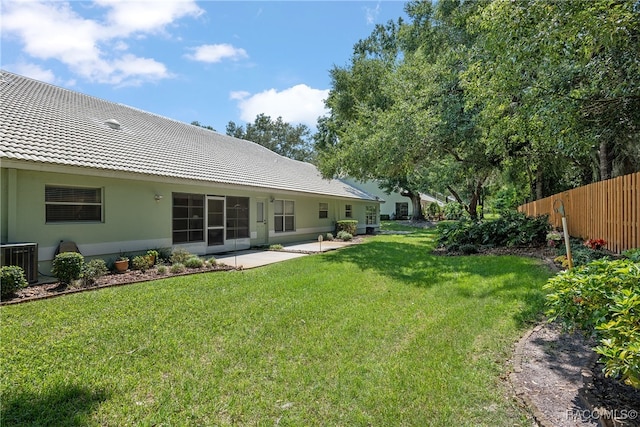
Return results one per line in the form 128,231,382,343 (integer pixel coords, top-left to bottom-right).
1,263,235,305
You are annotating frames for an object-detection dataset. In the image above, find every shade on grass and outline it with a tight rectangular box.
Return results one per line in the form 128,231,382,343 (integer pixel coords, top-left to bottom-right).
0,226,550,426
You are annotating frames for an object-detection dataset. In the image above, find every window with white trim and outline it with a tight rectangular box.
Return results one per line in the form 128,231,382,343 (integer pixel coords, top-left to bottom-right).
172,193,205,244
45,186,103,222
366,205,377,225
274,199,295,232
319,202,328,219
345,204,353,218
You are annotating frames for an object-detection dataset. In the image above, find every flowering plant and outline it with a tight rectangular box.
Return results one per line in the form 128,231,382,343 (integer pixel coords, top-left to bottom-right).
546,231,562,247
584,238,607,250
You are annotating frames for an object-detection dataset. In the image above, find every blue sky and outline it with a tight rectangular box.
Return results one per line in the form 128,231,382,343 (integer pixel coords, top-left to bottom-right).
1,0,407,132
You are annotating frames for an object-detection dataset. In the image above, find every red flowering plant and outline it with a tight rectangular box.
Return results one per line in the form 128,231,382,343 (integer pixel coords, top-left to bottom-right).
584,238,607,250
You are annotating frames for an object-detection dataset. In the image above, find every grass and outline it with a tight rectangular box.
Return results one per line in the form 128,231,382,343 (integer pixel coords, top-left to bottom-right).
0,225,551,426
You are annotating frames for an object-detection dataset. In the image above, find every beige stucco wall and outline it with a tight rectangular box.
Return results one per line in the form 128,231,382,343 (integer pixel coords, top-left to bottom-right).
341,178,413,218
1,166,380,274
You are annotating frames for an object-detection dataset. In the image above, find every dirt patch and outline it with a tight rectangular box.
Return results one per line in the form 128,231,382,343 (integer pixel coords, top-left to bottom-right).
513,323,640,427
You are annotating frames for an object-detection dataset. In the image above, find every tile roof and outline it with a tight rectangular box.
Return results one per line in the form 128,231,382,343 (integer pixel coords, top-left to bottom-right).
0,71,376,201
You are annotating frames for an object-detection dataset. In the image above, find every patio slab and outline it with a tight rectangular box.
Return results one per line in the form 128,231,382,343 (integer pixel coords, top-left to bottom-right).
215,240,354,269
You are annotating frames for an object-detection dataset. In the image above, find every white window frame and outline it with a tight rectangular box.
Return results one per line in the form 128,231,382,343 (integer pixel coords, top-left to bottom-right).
45,185,103,223
345,204,353,218
319,202,328,219
274,199,295,232
365,205,377,225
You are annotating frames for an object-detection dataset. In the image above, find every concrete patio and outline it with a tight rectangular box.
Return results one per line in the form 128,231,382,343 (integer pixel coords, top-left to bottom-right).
215,239,356,269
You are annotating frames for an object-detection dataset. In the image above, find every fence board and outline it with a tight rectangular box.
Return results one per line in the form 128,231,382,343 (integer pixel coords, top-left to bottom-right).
518,172,640,254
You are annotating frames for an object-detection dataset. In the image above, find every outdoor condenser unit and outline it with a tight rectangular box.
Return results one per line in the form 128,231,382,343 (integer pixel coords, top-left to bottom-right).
1,243,38,284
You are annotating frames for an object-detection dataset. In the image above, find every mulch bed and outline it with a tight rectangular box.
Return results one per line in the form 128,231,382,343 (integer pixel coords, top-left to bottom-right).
1,263,235,305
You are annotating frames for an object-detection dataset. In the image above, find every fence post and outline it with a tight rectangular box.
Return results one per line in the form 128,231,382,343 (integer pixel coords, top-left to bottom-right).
554,199,573,269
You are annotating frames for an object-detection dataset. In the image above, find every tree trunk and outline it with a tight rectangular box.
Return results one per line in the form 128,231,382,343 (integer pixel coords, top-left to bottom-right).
410,193,424,221
535,168,544,200
599,139,612,181
401,189,425,221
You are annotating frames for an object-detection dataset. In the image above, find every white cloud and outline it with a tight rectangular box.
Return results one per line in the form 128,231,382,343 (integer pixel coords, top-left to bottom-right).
230,90,251,100
233,84,329,127
96,0,204,36
364,3,381,25
1,0,202,85
186,44,248,63
9,62,56,83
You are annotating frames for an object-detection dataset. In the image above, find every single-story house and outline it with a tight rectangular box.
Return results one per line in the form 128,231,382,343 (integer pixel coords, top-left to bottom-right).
0,71,381,276
341,179,446,220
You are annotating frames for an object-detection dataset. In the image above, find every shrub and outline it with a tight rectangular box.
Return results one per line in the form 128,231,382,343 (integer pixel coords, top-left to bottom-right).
269,244,284,251
184,256,204,269
336,220,357,236
436,211,550,250
556,238,611,267
426,202,441,219
336,231,353,241
623,248,640,262
52,252,84,285
443,202,464,220
170,248,192,265
325,233,334,241
157,265,168,275
206,257,217,266
1,266,28,299
170,263,186,274
132,255,153,272
81,259,108,286
544,258,640,388
156,247,173,263
584,238,607,250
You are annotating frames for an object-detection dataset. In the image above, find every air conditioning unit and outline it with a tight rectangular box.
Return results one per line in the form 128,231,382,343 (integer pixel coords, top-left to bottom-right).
1,243,38,284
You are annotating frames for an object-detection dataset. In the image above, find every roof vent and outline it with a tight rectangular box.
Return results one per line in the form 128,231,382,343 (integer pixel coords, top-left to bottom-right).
105,119,121,130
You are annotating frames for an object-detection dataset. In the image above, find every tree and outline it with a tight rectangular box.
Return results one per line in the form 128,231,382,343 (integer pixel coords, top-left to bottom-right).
465,0,640,199
227,114,316,163
191,121,216,132
316,0,492,220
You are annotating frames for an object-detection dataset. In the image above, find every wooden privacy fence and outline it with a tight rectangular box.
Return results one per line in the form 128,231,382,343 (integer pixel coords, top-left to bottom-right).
518,172,639,254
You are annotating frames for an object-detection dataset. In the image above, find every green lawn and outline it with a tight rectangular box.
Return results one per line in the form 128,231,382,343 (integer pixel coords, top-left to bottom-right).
1,225,551,426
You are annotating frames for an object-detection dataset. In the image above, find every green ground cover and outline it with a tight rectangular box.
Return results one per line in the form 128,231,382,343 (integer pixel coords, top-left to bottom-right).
0,225,551,426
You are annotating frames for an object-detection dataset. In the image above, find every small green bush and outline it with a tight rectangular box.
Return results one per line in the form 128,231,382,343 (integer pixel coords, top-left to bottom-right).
443,202,464,220
81,259,108,286
269,244,284,251
184,256,204,269
206,257,217,266
623,247,640,262
426,202,441,219
1,266,28,299
132,255,153,272
170,263,186,274
336,231,353,241
325,233,334,241
336,220,357,236
157,265,168,275
52,252,84,285
170,248,192,265
544,258,640,388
